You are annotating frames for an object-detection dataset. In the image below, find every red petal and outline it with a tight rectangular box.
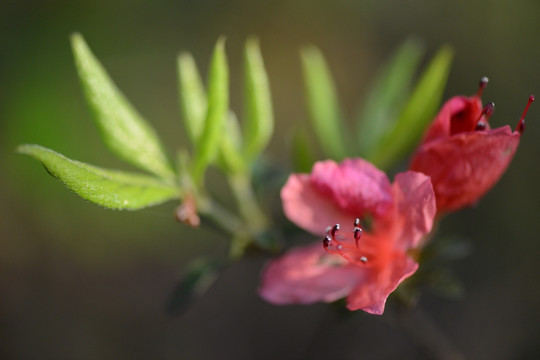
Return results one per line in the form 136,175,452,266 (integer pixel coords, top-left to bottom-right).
259,244,363,305
410,126,520,213
422,96,483,143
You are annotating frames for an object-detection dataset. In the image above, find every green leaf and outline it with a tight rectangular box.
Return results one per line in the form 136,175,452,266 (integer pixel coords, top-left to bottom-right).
292,128,316,173
18,144,180,210
165,258,222,316
370,45,454,169
301,46,349,160
356,39,424,156
71,33,175,180
243,38,273,163
177,52,207,144
218,112,246,174
192,38,229,183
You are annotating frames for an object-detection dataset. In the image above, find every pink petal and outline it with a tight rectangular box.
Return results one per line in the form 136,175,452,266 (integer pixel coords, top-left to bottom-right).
259,244,363,305
281,174,358,236
309,159,393,219
392,171,437,248
410,126,520,213
345,253,418,315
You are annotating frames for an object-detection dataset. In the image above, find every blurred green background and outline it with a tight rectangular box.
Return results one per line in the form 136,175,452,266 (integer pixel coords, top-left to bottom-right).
2,0,540,358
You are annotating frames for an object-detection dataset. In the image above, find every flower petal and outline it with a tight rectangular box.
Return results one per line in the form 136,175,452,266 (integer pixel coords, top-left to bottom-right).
281,173,357,235
410,126,520,212
423,95,483,142
259,244,363,305
345,253,418,315
309,159,393,219
392,171,436,248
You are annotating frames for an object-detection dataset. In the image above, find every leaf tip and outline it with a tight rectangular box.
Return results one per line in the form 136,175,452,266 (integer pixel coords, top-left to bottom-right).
70,32,87,52
245,36,260,50
436,44,455,61
215,36,227,50
16,143,37,156
178,51,193,63
300,45,320,59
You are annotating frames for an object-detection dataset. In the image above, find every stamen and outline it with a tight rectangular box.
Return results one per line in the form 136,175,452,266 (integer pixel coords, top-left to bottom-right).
331,224,340,238
322,221,368,266
516,95,534,135
477,76,489,97
323,235,332,250
354,227,363,248
475,102,495,131
475,122,487,131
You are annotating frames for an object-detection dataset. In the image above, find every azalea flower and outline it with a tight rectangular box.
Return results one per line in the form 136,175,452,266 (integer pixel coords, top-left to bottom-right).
259,159,436,314
410,77,534,213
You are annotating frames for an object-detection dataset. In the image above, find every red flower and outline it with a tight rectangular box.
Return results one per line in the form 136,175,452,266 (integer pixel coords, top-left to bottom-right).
259,159,436,314
410,78,534,213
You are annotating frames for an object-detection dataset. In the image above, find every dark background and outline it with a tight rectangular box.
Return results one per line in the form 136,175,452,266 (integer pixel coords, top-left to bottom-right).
2,0,540,358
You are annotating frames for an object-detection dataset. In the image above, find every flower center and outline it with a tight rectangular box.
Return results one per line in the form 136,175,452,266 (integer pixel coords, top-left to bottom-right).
322,219,371,266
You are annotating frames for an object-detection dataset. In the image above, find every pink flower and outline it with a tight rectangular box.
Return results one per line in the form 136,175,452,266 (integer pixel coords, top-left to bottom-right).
410,78,534,213
259,159,436,314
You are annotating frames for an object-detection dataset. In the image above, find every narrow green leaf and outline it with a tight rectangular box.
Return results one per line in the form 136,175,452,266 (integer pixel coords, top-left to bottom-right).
370,46,454,169
356,39,424,155
219,112,246,174
18,144,180,210
177,52,207,144
243,38,273,163
301,46,349,160
292,129,316,173
70,33,175,180
192,38,229,183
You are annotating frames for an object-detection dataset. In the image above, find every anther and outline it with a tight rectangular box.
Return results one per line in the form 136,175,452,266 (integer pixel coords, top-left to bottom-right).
354,218,360,227
354,227,362,241
476,102,495,131
483,102,495,118
354,227,363,248
323,235,332,249
477,76,489,97
360,256,368,264
475,121,487,131
331,224,340,237
516,95,534,135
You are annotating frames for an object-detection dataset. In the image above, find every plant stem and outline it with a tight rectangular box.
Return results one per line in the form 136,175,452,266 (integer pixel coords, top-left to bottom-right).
228,172,268,233
197,196,244,235
227,171,270,255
